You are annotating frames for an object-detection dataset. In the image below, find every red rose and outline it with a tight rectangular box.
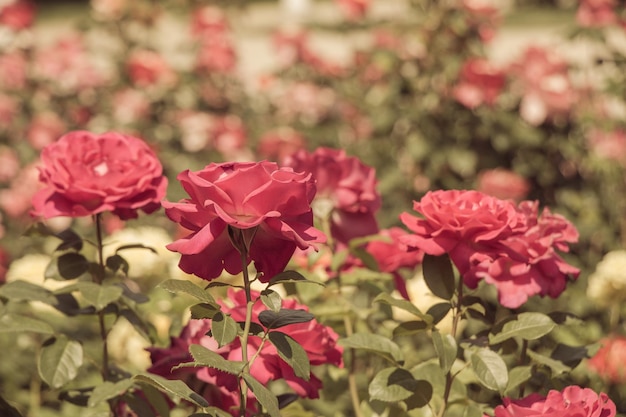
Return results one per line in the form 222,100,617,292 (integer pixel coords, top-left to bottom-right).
283,147,381,246
163,161,326,281
0,0,35,31
31,131,167,220
400,190,579,308
492,386,616,417
588,335,626,383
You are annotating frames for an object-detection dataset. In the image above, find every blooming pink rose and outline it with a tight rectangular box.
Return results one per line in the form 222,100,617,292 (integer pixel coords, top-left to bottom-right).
283,147,381,246
31,131,167,220
453,58,506,108
576,0,618,27
477,168,530,201
509,46,578,126
147,288,342,416
126,49,177,88
400,190,579,308
0,0,35,31
492,386,616,417
163,161,326,281
588,335,626,383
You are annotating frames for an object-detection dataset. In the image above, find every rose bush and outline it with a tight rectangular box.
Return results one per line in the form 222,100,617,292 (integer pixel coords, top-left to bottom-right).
31,130,167,220
163,161,326,281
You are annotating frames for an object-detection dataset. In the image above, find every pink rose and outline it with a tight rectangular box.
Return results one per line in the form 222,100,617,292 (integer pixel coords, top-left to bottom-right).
335,0,370,21
586,129,626,164
588,335,626,383
461,0,501,42
283,147,381,246
492,386,616,417
0,52,27,90
400,190,579,308
0,93,18,129
163,161,326,281
0,146,19,183
126,49,177,88
31,131,167,220
0,163,42,219
194,35,237,74
190,5,230,39
112,89,151,125
0,0,35,31
453,58,506,109
257,127,306,162
477,168,530,201
147,288,342,416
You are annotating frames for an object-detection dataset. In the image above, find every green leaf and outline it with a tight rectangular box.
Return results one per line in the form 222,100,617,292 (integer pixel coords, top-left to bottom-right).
489,312,556,345
105,255,129,276
57,253,90,280
134,373,209,408
505,366,532,393
77,282,123,311
55,228,83,252
243,374,280,417
88,379,135,407
339,333,404,365
373,293,432,323
369,367,426,403
38,336,83,389
268,331,310,380
0,281,57,305
427,302,452,325
190,303,220,319
159,279,217,305
432,331,457,374
393,321,429,337
259,309,314,329
422,254,455,300
268,270,324,286
526,350,570,375
119,309,152,342
404,380,434,410
0,395,23,417
0,314,54,334
211,312,239,348
470,348,508,394
176,344,244,375
261,289,282,312
139,383,172,417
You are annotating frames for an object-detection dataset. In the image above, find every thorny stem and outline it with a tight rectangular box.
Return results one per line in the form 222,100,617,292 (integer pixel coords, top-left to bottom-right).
440,275,465,417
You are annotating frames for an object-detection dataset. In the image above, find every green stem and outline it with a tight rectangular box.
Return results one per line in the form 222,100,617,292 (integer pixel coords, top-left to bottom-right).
239,250,253,417
343,314,365,417
94,214,110,382
518,339,529,398
440,275,464,416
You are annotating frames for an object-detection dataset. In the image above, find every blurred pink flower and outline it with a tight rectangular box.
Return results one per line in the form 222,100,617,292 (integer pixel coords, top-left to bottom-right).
195,35,237,74
212,115,248,158
509,46,578,126
0,93,18,129
147,288,342,415
335,0,370,21
477,168,530,201
400,190,579,308
0,163,42,218
90,0,127,19
0,244,10,283
0,146,19,183
164,161,326,281
190,5,230,39
284,147,381,246
576,0,618,27
461,0,501,42
453,58,505,108
0,51,27,90
126,49,177,88
0,0,35,31
588,335,626,383
586,129,626,164
26,111,66,150
257,127,306,162
492,386,616,417
112,89,151,125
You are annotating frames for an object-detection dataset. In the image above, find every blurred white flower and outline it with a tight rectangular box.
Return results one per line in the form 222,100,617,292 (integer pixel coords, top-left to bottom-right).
107,318,151,371
103,226,176,281
587,250,626,307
